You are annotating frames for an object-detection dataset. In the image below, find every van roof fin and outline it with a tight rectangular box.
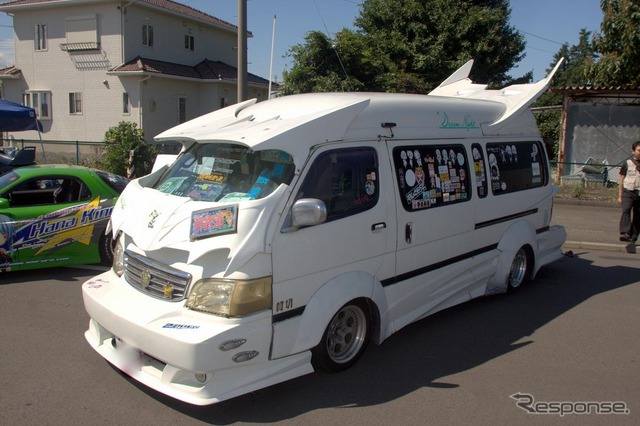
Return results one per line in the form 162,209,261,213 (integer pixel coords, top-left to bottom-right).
428,58,565,127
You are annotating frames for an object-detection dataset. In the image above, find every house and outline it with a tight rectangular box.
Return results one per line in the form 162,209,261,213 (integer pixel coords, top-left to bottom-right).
0,0,270,145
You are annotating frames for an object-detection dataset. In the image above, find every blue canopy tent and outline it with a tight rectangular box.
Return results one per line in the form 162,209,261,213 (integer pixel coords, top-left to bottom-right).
0,98,42,132
0,98,45,161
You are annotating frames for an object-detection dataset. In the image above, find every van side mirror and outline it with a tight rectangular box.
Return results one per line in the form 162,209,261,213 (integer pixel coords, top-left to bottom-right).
288,198,327,231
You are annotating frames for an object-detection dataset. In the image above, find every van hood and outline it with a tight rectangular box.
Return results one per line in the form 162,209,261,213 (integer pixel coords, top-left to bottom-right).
110,179,286,276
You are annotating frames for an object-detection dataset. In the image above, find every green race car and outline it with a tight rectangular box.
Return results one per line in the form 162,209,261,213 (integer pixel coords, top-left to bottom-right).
0,165,128,272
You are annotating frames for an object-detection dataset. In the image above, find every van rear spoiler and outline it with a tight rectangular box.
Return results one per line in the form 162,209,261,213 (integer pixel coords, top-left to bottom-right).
429,58,564,128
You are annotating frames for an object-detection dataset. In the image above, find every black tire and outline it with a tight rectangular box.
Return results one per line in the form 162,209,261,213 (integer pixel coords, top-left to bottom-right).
98,231,115,266
506,246,530,293
311,299,371,372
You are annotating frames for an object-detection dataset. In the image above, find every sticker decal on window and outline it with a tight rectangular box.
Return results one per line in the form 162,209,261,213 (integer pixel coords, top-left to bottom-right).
393,145,470,212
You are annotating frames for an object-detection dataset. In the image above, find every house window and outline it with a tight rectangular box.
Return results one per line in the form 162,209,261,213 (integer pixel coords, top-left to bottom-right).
23,91,51,120
184,35,194,51
69,92,83,114
122,93,130,115
178,97,186,123
142,24,154,47
35,24,47,51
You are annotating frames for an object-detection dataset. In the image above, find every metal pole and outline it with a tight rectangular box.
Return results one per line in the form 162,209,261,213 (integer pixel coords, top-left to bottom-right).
268,15,276,99
237,0,248,102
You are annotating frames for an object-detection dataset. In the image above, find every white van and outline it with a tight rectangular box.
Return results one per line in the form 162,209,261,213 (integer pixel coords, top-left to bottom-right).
82,60,566,405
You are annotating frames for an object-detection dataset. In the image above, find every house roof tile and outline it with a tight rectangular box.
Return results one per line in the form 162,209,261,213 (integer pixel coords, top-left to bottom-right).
0,0,240,33
110,56,271,86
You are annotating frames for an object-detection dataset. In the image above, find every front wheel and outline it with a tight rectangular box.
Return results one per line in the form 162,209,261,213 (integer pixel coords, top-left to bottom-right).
311,300,371,372
507,246,530,292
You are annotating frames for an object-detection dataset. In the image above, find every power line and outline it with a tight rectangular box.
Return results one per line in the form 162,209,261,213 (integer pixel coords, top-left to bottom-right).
311,0,351,87
519,30,564,46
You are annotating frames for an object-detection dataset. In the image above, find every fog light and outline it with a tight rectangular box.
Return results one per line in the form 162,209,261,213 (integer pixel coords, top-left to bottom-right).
195,373,207,383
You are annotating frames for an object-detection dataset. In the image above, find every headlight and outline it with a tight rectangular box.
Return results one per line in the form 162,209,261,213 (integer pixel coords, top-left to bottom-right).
112,234,125,277
186,276,272,317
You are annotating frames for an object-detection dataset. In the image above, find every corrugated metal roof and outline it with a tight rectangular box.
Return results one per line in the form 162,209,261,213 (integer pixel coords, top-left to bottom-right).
552,85,640,94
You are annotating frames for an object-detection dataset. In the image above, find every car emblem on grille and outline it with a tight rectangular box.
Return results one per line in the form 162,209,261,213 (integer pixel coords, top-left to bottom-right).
148,210,159,228
140,270,152,288
163,284,174,299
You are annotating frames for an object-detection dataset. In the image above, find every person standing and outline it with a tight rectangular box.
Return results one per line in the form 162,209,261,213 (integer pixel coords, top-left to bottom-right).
618,140,640,242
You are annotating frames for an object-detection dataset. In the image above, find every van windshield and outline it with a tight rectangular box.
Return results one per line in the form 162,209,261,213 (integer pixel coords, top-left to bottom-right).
154,143,294,202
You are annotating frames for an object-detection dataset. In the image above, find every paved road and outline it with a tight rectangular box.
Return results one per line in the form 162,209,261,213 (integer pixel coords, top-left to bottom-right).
552,199,636,253
1,249,638,425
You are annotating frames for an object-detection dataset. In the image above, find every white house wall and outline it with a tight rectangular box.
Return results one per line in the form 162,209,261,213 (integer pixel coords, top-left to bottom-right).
123,4,237,67
10,2,129,141
2,1,266,146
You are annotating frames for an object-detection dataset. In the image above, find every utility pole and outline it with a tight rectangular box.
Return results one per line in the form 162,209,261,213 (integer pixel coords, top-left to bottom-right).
237,0,248,102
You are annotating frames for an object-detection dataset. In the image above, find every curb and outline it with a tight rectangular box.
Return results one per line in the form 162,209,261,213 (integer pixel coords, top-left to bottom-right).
553,198,618,208
562,240,637,254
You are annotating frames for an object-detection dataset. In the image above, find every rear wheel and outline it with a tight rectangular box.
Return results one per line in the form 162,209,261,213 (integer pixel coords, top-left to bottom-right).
507,246,529,292
311,300,371,372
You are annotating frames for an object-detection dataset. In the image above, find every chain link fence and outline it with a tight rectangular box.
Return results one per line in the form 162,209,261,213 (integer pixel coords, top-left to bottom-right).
1,137,179,170
1,137,624,187
2,138,105,168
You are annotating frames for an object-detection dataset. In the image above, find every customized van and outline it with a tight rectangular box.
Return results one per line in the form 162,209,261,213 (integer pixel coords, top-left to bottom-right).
82,60,566,405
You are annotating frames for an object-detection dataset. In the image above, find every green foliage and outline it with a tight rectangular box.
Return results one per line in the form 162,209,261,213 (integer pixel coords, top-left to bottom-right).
100,121,157,178
571,184,585,199
590,0,640,86
281,0,527,94
533,29,597,159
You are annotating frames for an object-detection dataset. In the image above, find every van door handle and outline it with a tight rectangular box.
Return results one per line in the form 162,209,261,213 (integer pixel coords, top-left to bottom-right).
405,222,413,244
371,222,386,231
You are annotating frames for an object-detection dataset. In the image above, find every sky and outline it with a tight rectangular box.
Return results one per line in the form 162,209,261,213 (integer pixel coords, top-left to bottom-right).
0,0,604,84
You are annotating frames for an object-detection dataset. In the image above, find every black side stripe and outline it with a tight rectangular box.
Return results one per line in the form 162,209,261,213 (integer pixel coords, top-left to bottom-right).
380,243,498,288
272,221,551,321
273,306,305,324
475,208,538,230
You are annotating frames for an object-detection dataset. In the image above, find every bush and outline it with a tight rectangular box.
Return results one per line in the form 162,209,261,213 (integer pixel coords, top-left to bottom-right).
100,121,157,177
571,183,585,199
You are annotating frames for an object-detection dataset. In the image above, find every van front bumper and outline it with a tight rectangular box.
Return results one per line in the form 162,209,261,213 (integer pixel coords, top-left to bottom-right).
82,270,313,405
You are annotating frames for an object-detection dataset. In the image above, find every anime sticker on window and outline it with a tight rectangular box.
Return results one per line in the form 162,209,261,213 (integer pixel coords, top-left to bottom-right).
393,145,470,212
486,141,546,195
471,143,488,198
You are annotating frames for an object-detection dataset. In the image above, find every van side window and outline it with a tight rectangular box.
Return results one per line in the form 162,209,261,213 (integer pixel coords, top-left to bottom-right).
298,147,378,222
471,143,488,198
392,144,470,211
486,141,547,195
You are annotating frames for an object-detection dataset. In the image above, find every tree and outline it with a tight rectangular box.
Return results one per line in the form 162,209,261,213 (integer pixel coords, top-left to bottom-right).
101,121,156,178
281,0,527,94
590,0,640,86
280,31,367,95
534,29,597,158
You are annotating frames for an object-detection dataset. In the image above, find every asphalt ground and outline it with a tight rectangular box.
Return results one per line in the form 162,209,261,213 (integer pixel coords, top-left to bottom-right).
552,198,638,254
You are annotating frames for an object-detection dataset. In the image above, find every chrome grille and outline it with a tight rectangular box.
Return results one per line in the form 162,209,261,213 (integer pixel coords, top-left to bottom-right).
124,249,192,301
